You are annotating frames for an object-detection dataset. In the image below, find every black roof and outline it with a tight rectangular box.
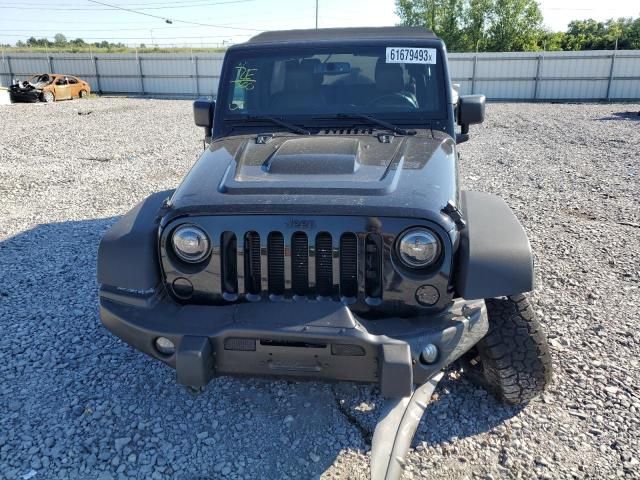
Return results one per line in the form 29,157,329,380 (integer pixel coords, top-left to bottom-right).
242,27,439,46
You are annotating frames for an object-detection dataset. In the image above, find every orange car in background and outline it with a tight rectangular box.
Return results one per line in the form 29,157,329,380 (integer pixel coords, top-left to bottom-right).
9,73,91,103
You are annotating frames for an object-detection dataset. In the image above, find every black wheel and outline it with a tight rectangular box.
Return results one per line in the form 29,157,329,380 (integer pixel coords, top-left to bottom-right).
463,294,552,405
41,91,54,103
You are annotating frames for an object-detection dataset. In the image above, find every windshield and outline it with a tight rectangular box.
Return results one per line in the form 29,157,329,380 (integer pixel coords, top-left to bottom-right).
222,46,446,121
29,74,52,85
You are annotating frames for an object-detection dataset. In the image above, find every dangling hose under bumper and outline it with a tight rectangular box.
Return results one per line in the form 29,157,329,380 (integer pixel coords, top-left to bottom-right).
370,373,444,480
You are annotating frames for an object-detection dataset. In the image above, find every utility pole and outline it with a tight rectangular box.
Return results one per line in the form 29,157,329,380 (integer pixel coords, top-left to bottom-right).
315,0,318,29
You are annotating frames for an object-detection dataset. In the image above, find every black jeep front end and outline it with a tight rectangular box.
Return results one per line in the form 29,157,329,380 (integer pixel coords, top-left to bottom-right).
97,27,536,396
99,186,495,397
97,130,532,398
97,27,550,478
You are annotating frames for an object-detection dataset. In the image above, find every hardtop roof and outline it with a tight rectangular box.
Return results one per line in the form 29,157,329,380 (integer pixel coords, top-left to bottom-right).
234,27,440,49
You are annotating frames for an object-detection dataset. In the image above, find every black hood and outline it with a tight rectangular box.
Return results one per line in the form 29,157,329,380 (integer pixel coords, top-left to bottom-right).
223,134,407,195
167,130,459,230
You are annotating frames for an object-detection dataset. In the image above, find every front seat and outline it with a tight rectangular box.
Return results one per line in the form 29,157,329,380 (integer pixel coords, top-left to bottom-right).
371,59,418,108
271,61,324,111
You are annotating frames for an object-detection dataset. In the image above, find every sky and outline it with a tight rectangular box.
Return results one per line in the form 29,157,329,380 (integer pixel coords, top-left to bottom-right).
0,0,638,48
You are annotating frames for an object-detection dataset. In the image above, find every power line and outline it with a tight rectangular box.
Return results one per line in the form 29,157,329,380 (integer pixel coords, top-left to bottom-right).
0,0,254,11
84,0,264,30
0,0,254,13
1,33,251,40
0,0,233,4
0,14,314,33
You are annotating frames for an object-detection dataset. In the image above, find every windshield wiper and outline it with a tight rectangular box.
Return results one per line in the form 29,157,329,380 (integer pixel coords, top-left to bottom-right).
239,115,311,135
330,113,417,136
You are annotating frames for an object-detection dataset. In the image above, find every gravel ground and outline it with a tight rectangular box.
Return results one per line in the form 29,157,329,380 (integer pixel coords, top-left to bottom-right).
0,98,639,480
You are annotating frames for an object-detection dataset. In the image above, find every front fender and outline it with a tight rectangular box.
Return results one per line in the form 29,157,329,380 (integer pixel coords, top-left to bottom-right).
454,191,534,300
97,190,173,290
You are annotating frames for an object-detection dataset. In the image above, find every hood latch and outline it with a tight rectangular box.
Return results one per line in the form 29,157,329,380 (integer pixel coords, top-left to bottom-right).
442,201,466,230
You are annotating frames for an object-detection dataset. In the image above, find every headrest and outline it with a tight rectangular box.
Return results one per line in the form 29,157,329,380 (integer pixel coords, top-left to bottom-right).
300,58,323,87
375,59,404,93
285,61,315,92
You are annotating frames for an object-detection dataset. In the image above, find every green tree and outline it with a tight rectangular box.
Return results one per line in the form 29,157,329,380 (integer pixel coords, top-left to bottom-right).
26,36,52,47
562,17,640,50
395,0,468,51
539,31,564,51
54,33,67,45
626,17,640,49
464,0,493,51
486,0,543,51
396,0,544,51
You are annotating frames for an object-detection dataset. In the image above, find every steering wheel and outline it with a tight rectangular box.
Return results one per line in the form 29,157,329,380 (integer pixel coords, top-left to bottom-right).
368,92,418,109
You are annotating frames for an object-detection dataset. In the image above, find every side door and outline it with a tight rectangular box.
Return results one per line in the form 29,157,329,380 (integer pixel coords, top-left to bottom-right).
67,76,81,97
53,77,71,100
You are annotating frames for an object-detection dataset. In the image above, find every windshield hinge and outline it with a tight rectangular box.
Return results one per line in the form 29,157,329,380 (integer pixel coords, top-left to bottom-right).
377,133,395,144
442,201,466,230
256,133,274,144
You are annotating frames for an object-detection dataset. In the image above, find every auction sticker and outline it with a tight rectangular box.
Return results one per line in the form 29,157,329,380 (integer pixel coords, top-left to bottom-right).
386,47,436,64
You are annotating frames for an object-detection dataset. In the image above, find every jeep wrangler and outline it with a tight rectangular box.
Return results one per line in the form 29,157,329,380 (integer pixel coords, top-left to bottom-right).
98,27,551,479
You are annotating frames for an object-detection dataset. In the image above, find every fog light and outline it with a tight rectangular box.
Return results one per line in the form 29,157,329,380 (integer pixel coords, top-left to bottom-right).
155,337,175,355
420,344,438,364
172,277,194,299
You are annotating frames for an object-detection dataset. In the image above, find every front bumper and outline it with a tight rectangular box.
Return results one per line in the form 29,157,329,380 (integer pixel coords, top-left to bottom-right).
9,90,41,103
99,288,488,397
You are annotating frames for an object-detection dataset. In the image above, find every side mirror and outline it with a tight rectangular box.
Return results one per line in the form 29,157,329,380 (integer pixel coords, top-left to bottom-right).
457,94,485,140
193,99,215,144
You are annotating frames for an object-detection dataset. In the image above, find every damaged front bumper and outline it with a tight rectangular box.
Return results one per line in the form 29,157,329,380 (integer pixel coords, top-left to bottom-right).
99,287,488,398
9,87,41,103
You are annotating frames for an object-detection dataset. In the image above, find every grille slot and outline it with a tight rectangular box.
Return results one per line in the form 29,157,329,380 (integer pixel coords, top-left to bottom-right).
244,232,261,295
365,234,383,299
340,233,358,298
315,232,334,297
291,232,309,296
221,232,238,296
267,232,285,296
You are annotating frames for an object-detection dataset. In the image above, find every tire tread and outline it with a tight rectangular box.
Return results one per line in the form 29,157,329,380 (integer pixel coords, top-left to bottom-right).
474,294,553,405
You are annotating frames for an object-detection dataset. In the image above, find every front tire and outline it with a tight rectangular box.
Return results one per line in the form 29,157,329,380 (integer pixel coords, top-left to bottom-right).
41,91,54,103
464,294,552,405
80,89,88,99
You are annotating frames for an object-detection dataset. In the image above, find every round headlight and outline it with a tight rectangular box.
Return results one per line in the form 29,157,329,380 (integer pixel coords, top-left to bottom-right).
172,225,210,263
397,228,441,268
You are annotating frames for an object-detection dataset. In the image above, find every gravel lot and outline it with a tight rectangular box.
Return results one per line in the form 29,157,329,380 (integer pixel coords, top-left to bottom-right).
0,98,639,480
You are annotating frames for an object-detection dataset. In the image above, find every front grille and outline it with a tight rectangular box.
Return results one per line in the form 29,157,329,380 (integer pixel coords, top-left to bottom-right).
315,232,333,297
244,231,262,295
291,232,309,296
339,233,358,299
267,232,285,296
217,230,382,302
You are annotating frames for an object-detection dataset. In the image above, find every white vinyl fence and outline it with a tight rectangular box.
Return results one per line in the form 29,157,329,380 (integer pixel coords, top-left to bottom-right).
1,50,639,101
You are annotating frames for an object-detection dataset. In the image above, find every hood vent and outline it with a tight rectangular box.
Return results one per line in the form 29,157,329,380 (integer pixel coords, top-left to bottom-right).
265,137,360,175
319,127,373,135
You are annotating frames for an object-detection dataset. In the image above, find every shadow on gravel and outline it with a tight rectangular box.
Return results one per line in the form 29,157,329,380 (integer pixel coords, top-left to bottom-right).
413,374,523,445
0,218,358,479
0,218,521,480
335,372,523,452
596,111,640,121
